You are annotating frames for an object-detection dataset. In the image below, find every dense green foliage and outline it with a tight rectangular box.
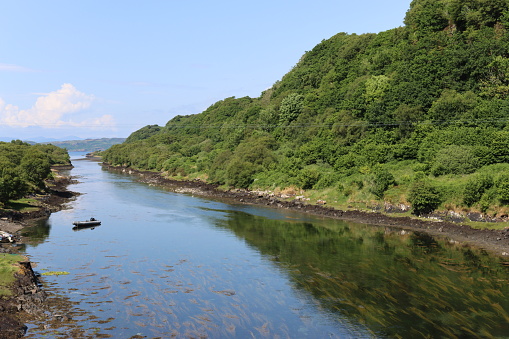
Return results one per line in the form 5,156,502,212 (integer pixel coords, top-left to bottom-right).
103,0,509,215
0,141,70,204
408,180,443,215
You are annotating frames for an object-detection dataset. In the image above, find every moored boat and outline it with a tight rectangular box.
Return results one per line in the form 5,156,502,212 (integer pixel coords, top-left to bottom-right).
72,218,101,227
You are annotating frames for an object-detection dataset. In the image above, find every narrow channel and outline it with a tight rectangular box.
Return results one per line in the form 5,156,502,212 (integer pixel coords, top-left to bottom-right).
21,153,509,338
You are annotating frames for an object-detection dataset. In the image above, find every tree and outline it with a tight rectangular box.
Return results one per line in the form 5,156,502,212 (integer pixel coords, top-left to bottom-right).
279,93,304,124
125,125,162,143
427,90,479,122
404,0,449,33
431,145,479,176
20,150,51,188
0,158,27,203
408,181,442,215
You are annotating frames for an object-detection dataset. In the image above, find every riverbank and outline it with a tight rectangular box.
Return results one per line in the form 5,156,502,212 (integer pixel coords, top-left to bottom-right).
0,171,78,339
103,164,509,257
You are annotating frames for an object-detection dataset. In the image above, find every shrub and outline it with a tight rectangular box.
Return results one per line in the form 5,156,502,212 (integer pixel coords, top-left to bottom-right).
225,159,257,188
479,187,497,213
369,167,396,199
462,174,494,207
497,174,509,205
431,145,479,176
297,168,321,190
314,172,342,190
408,181,442,215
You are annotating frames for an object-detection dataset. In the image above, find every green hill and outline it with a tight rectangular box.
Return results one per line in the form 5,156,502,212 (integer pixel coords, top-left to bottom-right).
102,0,509,219
45,138,126,152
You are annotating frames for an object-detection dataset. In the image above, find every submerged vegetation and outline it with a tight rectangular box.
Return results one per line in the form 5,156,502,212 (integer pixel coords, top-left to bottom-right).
103,0,509,217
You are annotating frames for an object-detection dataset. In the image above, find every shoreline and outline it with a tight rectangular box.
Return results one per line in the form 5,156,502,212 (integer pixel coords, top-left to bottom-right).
0,171,78,339
103,163,509,257
2,161,509,337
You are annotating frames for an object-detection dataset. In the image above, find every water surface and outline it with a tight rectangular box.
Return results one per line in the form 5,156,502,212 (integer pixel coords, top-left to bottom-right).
22,154,509,338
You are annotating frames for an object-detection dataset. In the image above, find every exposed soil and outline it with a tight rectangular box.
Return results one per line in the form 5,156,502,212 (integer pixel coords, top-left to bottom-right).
0,172,78,339
104,164,509,258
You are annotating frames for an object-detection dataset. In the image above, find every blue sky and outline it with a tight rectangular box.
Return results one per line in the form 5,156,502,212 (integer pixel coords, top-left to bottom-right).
0,0,411,141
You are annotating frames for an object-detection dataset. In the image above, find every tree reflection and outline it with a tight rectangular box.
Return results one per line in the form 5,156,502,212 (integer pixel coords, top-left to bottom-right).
213,210,509,338
21,217,51,246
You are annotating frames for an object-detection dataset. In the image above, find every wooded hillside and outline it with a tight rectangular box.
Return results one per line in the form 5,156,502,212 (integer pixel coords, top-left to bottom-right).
0,141,70,205
103,0,509,217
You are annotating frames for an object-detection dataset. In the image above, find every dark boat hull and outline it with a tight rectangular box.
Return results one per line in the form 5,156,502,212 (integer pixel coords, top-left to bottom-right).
72,221,101,227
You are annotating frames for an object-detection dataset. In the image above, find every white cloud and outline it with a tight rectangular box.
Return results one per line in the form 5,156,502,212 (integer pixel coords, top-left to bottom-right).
0,84,115,129
0,63,35,72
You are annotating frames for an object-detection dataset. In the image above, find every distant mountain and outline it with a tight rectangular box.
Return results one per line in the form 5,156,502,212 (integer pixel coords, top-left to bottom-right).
31,136,84,143
43,138,126,152
0,136,84,143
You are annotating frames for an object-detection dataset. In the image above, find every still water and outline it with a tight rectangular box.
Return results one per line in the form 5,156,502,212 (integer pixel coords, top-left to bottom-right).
21,154,509,338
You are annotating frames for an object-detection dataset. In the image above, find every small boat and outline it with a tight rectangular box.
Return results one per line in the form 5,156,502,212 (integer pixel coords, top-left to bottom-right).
72,217,101,227
0,230,14,243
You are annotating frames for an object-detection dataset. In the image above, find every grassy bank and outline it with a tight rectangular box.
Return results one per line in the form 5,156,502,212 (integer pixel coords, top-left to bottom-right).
157,160,509,226
2,198,40,214
0,254,26,296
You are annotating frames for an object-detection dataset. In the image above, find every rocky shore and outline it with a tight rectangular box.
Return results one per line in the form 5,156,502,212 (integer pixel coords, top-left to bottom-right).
3,162,509,338
104,164,509,257
0,173,77,339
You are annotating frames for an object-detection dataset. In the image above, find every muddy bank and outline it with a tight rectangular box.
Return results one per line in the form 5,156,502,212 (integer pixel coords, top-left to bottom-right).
0,172,78,339
104,164,509,257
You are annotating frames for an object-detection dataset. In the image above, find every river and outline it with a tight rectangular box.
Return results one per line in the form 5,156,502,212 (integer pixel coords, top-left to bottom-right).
20,154,509,338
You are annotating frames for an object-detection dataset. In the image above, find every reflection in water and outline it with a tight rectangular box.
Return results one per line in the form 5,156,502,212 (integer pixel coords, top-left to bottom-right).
21,218,51,246
21,157,509,338
214,210,509,338
72,225,101,232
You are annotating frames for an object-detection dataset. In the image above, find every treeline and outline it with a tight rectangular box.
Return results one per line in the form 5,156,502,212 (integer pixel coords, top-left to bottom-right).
45,138,126,152
103,0,509,216
0,141,70,204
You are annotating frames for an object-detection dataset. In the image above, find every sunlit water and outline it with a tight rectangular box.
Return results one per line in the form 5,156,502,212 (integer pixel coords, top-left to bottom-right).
21,153,509,338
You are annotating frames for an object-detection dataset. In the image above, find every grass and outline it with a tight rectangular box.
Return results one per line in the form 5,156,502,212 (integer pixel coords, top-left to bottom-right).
3,198,40,213
0,253,25,296
132,160,509,230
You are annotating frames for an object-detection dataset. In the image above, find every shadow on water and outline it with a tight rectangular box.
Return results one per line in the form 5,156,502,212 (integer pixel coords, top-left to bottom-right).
21,218,51,246
212,209,509,338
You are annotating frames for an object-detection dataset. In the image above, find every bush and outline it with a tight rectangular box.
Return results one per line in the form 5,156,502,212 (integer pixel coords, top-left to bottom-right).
370,167,396,199
408,181,442,215
497,174,509,205
431,145,479,176
314,172,342,190
225,159,258,188
297,168,321,190
463,174,494,207
479,187,497,213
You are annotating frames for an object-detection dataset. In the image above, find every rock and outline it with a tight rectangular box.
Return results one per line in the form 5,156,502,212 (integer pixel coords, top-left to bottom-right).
0,316,27,339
